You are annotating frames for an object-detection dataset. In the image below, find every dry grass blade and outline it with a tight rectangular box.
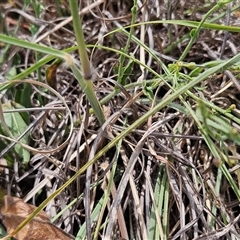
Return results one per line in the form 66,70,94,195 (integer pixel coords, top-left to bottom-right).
1,1,240,239
104,113,180,238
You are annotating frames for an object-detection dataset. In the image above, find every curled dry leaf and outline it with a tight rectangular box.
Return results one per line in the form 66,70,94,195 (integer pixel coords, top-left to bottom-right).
0,195,74,240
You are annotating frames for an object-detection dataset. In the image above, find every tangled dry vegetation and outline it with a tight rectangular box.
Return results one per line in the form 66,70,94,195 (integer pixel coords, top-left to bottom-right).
0,0,240,239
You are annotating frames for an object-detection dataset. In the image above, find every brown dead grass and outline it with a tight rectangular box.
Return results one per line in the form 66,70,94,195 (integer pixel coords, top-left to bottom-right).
0,0,240,239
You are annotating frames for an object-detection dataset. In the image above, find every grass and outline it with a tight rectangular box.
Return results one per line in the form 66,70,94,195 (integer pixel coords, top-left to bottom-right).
0,0,240,239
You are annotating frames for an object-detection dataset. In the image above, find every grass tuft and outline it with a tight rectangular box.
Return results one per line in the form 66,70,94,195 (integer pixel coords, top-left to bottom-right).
0,1,240,239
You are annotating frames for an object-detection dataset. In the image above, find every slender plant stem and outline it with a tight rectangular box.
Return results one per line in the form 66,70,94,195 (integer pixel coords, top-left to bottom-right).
69,0,92,79
179,1,229,61
69,0,105,125
117,0,137,85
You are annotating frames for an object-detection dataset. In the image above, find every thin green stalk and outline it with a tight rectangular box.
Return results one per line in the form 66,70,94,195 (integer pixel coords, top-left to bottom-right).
11,45,78,81
180,98,240,201
149,164,164,239
117,0,137,85
69,0,92,80
221,163,240,200
0,2,28,64
163,178,169,239
179,0,231,61
93,19,240,78
157,169,167,239
30,0,43,83
209,3,240,23
210,167,222,227
166,0,173,53
0,35,105,125
93,141,120,240
70,65,105,125
76,197,104,239
69,0,105,125
186,91,240,125
51,179,103,223
0,34,68,59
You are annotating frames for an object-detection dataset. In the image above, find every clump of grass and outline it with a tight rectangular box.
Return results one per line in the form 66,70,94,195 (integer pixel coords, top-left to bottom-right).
0,0,240,240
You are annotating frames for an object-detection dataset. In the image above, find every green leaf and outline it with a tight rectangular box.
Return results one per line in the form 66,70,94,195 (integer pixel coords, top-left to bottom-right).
0,223,7,239
196,103,240,145
2,102,30,166
120,58,134,85
5,66,17,80
76,197,104,239
11,100,30,126
142,79,161,101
